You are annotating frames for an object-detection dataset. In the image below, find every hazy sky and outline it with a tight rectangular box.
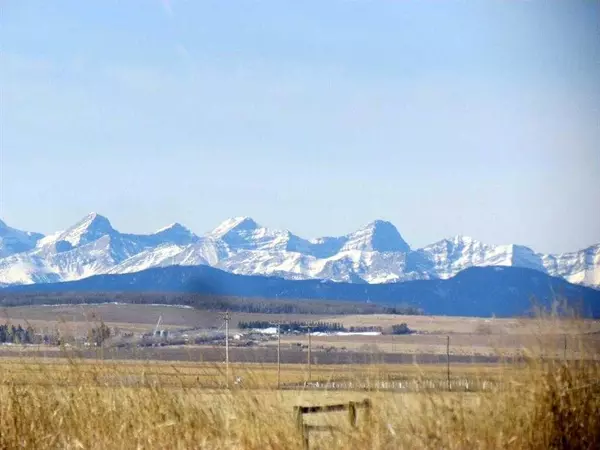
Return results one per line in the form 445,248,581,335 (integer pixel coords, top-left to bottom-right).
1,1,599,253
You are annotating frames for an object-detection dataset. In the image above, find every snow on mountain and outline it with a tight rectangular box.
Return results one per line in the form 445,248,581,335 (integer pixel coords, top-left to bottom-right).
0,252,61,285
540,244,600,287
340,220,410,253
37,212,115,248
207,217,311,253
0,218,44,258
0,213,201,285
149,223,200,246
417,236,534,279
0,214,598,289
108,239,229,275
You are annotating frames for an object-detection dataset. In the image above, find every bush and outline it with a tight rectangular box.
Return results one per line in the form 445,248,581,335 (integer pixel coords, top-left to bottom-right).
391,323,412,335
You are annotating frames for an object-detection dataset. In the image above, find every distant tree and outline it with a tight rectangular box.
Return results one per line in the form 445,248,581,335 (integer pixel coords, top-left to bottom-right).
391,323,412,335
88,322,111,346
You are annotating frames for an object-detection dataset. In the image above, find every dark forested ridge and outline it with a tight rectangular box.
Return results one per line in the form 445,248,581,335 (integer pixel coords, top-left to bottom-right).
0,291,404,315
2,264,599,317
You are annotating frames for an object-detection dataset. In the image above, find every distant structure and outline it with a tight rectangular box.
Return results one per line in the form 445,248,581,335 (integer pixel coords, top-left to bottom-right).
153,315,167,339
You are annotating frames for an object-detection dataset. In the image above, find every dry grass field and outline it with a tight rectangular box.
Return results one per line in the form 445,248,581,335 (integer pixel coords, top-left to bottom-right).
0,356,599,449
1,304,599,448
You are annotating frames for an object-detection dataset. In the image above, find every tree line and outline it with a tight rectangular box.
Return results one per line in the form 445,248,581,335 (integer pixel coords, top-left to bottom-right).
0,292,424,316
0,322,114,346
238,320,347,333
0,324,35,344
238,320,413,335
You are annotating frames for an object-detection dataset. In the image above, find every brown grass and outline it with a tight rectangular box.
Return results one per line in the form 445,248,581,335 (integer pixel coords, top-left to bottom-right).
0,353,599,449
0,309,599,449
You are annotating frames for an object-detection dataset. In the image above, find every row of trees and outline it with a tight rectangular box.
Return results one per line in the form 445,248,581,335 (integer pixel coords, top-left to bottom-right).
238,320,347,333
238,320,412,335
0,322,114,346
0,324,36,344
347,326,383,333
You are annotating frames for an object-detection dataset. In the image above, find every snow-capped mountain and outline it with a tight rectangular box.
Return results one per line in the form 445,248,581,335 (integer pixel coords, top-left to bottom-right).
0,218,44,258
0,213,598,289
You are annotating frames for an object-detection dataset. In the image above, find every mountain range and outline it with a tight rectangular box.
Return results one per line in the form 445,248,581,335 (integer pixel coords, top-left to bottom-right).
0,212,598,289
4,264,600,318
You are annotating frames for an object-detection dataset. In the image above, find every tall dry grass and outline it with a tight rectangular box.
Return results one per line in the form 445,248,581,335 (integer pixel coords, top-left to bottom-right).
0,313,599,449
0,357,598,449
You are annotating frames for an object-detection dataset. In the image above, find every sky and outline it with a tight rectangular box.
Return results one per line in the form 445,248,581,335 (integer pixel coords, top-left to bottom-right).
1,0,599,254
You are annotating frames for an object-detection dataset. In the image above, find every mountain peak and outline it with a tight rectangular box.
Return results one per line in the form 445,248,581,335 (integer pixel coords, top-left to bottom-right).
209,216,259,238
364,219,396,231
155,222,190,234
342,220,410,253
79,212,112,228
152,222,199,246
450,234,478,245
38,212,115,248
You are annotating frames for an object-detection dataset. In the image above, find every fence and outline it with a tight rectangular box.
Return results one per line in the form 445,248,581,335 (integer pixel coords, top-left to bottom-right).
284,377,498,392
294,399,372,449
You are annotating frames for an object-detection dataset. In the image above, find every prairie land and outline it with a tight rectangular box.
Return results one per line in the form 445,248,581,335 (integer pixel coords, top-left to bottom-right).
0,355,599,449
2,303,598,362
0,303,599,448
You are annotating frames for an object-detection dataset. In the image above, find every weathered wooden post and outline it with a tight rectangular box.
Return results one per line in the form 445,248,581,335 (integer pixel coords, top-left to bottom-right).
363,398,372,426
348,401,357,428
294,406,308,450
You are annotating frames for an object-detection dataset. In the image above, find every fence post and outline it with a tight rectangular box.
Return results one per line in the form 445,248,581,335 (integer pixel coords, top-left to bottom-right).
294,406,308,450
294,406,303,432
363,399,372,428
348,401,357,428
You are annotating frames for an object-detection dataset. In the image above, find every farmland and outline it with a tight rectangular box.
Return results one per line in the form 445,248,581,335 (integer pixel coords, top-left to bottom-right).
1,357,599,449
0,303,599,448
1,303,599,362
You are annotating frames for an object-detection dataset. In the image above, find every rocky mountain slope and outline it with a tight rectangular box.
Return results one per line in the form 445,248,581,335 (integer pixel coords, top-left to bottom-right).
0,213,598,289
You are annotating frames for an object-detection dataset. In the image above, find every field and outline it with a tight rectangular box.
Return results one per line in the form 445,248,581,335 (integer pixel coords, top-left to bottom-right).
1,357,599,449
2,303,599,362
1,304,599,448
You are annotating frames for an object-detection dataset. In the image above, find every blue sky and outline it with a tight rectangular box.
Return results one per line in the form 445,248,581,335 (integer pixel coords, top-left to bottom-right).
1,0,599,253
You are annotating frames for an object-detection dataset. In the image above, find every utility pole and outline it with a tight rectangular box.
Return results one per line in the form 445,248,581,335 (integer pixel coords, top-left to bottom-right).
446,335,451,391
277,322,281,389
223,310,231,388
307,326,312,383
564,334,567,361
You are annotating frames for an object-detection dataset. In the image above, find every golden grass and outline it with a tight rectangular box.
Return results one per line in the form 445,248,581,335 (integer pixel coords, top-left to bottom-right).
1,310,599,449
0,354,598,449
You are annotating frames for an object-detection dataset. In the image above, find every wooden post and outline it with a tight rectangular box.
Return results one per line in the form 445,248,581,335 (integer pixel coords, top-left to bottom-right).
363,399,372,427
277,322,281,389
294,407,308,450
564,334,567,361
294,406,303,432
348,401,357,428
446,335,450,391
